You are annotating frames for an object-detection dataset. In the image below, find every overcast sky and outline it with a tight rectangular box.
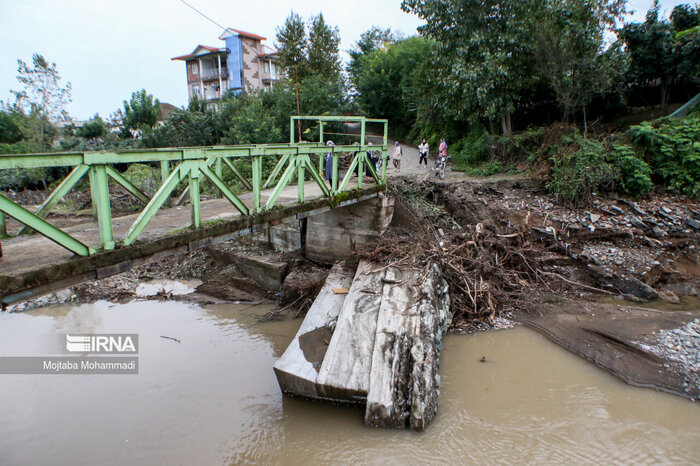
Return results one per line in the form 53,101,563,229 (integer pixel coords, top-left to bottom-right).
0,0,690,120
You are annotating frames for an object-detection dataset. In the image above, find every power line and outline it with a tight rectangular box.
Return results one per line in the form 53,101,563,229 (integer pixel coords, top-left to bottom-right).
178,0,227,32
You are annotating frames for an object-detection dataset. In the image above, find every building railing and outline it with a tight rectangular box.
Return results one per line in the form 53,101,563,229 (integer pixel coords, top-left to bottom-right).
0,116,389,257
201,68,228,81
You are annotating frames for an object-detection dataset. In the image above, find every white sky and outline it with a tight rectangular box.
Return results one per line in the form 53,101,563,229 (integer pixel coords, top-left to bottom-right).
0,0,690,120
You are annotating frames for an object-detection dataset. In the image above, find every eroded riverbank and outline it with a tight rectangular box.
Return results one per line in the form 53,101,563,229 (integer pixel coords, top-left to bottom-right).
0,300,697,465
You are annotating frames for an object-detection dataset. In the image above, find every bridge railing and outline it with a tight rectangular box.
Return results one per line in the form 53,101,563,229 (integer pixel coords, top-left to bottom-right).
0,116,389,257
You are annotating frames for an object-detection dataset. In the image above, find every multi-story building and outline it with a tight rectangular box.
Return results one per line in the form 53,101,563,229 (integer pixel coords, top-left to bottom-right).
172,27,280,104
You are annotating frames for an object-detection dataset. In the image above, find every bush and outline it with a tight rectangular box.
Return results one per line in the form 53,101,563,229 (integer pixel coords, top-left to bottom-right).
627,116,700,198
547,136,619,204
450,125,489,169
607,143,654,196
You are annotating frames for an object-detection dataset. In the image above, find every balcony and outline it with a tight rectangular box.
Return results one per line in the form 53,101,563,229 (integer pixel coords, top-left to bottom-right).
201,68,228,81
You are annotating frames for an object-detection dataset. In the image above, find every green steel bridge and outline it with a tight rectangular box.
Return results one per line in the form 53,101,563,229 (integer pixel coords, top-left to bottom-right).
0,116,388,305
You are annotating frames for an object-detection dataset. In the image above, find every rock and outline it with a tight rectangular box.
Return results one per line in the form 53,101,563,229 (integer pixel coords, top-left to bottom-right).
590,213,601,223
608,205,625,215
686,218,700,230
630,216,647,229
658,289,681,304
652,226,667,237
610,276,659,300
622,199,646,216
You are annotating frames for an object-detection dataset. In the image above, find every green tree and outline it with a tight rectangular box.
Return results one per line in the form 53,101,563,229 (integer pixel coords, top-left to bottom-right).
533,0,626,130
8,54,72,121
0,111,23,144
122,89,160,137
354,37,432,134
670,4,700,31
275,12,308,81
2,54,72,150
348,27,397,92
77,114,106,139
620,1,675,105
307,13,342,79
401,0,537,134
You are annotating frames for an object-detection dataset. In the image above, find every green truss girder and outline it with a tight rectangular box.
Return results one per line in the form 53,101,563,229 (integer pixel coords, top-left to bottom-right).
18,164,89,235
105,166,150,205
123,163,186,246
200,164,249,215
0,116,389,256
0,193,93,256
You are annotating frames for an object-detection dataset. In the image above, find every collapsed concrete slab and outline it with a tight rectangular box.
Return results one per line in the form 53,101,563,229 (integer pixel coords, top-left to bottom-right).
273,259,451,430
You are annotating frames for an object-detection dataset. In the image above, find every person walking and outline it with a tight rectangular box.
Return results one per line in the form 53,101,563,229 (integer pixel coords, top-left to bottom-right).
393,141,402,172
324,140,335,183
418,138,429,167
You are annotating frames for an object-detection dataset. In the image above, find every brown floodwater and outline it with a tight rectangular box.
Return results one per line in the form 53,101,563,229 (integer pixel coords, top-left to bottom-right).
0,300,698,465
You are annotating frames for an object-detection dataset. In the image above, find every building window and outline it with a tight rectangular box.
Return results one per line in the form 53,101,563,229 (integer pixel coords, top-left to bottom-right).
192,85,200,96
264,61,270,73
270,63,276,78
191,63,199,75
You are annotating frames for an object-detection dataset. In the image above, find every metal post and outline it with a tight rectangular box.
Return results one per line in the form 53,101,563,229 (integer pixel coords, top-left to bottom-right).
289,116,295,143
252,156,262,213
319,121,324,174
189,165,201,228
332,151,339,194
297,155,305,202
358,153,363,189
383,121,389,182
160,160,171,207
88,165,115,250
361,117,366,146
0,212,7,239
215,157,223,198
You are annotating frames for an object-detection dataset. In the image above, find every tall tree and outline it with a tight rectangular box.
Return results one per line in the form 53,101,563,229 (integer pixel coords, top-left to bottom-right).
8,54,72,121
3,54,72,150
348,27,397,91
307,13,342,79
275,12,308,81
533,0,626,129
276,11,308,138
122,89,160,137
401,0,537,134
620,1,675,105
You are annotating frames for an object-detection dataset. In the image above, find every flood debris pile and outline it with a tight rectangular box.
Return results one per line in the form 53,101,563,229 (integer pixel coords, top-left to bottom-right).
384,176,699,400
274,259,450,431
384,177,699,330
70,242,328,307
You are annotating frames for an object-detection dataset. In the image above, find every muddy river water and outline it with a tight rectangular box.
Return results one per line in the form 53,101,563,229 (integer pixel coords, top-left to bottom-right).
0,300,698,465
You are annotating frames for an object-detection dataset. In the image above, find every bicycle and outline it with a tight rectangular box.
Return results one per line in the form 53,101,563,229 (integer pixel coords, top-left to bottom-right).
433,155,450,179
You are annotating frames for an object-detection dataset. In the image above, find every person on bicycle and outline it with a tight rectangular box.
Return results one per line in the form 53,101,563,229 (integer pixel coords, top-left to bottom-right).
435,138,447,169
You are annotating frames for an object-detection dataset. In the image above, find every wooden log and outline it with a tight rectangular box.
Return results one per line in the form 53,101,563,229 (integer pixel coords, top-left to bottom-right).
273,261,356,399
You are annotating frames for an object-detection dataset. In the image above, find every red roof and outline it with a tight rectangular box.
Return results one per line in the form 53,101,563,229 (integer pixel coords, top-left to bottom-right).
219,28,266,41
171,45,225,61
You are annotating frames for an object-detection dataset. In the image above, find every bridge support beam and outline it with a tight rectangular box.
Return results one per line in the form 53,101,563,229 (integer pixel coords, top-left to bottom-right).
89,165,115,251
0,194,92,257
189,165,201,228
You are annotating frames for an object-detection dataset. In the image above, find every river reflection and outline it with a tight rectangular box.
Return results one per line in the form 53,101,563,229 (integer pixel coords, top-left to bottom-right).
0,300,697,465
